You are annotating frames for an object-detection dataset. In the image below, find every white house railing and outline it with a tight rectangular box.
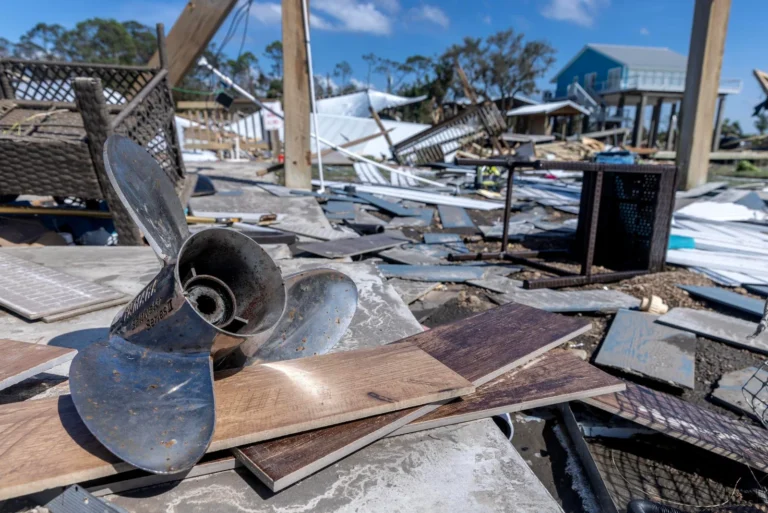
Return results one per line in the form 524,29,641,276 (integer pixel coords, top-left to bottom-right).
591,74,742,95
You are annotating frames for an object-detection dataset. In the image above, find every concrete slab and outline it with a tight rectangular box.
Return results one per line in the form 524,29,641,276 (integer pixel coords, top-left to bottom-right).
657,307,768,355
595,309,696,389
104,420,563,513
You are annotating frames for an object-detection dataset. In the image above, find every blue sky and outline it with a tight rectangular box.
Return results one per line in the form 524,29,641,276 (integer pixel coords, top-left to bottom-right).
1,0,766,131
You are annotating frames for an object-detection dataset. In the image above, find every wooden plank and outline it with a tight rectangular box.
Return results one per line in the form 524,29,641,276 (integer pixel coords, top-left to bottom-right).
393,350,625,435
0,339,75,391
583,383,768,472
0,342,473,500
282,0,311,189
676,0,731,189
148,0,239,86
296,233,406,258
678,285,765,319
234,302,592,491
657,307,768,355
594,309,696,389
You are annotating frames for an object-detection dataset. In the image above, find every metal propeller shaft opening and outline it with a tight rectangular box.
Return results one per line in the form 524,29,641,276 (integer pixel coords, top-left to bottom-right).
184,274,237,327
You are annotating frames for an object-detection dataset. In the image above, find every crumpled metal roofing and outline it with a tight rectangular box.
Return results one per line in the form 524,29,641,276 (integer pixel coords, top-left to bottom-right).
317,90,428,118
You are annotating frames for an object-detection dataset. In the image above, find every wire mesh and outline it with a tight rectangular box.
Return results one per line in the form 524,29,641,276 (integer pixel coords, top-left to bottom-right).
742,362,768,428
0,59,154,104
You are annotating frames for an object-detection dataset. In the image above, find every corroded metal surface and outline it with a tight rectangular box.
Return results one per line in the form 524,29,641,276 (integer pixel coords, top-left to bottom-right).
70,137,287,474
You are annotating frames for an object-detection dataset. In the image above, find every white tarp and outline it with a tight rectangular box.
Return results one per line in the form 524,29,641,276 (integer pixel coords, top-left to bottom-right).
317,90,427,118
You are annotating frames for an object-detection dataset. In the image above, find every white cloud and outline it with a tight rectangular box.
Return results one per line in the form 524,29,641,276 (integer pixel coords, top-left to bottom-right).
251,0,393,35
408,5,450,28
482,15,492,25
350,77,374,89
540,0,609,28
315,74,339,92
640,27,650,35
251,2,282,24
313,0,393,34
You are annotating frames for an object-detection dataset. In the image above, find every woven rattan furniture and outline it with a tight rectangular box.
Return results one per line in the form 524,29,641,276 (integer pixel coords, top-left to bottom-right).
0,25,186,245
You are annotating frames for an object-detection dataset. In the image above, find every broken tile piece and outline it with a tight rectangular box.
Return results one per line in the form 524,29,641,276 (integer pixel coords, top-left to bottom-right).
657,307,768,355
712,366,767,420
594,309,695,389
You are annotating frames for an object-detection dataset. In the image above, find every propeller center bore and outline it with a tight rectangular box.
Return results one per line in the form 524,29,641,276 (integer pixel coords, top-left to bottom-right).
184,275,237,327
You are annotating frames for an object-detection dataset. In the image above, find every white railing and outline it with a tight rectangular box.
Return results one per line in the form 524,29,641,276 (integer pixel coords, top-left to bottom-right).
592,75,743,94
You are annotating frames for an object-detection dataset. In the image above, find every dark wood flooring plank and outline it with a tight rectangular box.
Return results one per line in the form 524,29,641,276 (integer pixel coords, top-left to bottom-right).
583,383,768,472
235,302,591,491
393,350,625,435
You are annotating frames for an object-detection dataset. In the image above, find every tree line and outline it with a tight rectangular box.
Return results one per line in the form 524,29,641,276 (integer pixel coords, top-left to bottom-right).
1,19,557,123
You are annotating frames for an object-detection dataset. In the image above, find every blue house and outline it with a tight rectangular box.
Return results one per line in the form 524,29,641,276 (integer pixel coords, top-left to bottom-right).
550,44,742,149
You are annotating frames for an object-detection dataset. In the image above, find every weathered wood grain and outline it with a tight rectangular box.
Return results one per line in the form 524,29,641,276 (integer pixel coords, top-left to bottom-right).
235,302,591,491
583,383,768,472
657,307,768,355
0,342,473,500
594,309,696,389
0,339,75,391
393,350,626,435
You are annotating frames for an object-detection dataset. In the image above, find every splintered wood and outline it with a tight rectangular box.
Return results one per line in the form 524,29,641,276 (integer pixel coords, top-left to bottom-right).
235,302,592,491
0,342,473,500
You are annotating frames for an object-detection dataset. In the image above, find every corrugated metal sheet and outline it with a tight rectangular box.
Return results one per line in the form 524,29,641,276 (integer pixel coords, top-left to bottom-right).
317,90,427,118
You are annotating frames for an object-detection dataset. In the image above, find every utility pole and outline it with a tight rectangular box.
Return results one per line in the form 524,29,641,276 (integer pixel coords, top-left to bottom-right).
676,0,731,190
282,0,312,189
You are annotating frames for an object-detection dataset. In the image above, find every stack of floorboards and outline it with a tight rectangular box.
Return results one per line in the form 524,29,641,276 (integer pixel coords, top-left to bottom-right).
0,301,625,500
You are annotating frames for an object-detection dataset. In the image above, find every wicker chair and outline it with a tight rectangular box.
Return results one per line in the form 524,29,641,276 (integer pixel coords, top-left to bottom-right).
0,25,186,245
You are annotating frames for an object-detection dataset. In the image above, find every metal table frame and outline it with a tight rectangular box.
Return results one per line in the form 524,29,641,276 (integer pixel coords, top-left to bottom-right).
449,158,678,289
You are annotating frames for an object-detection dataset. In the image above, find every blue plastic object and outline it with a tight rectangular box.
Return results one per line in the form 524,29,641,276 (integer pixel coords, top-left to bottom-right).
668,234,695,250
594,151,636,165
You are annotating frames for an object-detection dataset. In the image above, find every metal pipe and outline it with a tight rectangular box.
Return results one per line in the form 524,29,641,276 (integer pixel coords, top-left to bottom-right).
300,0,325,193
197,57,448,189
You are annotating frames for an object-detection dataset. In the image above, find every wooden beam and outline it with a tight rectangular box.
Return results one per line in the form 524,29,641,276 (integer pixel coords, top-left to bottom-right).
754,69,768,96
712,95,727,151
369,107,396,151
148,0,239,86
631,95,646,147
282,0,312,189
676,0,731,190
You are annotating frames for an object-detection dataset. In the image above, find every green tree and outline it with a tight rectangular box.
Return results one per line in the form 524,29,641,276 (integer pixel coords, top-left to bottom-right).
756,113,768,135
54,18,143,64
721,118,743,138
263,40,283,77
333,61,352,87
0,37,12,57
14,23,65,59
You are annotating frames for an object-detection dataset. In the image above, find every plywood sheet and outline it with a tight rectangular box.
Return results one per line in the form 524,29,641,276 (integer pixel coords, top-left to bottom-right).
0,339,75,391
594,309,696,389
393,350,625,435
0,342,473,500
235,302,591,491
583,384,768,472
657,307,768,355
